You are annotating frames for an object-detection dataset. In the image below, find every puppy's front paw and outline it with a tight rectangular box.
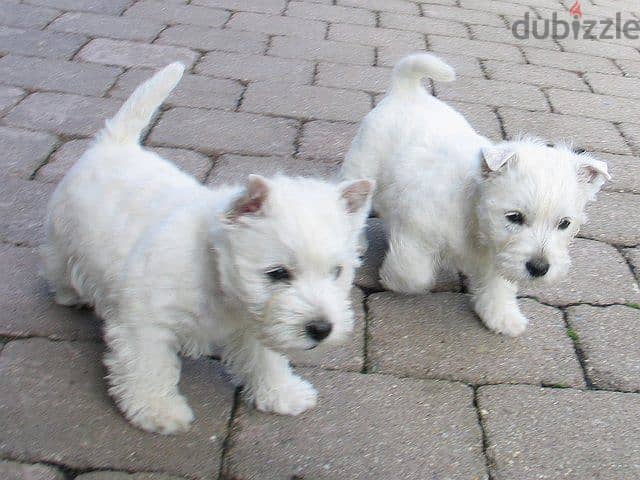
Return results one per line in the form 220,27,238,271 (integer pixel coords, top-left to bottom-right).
125,394,195,435
474,301,528,337
253,375,318,416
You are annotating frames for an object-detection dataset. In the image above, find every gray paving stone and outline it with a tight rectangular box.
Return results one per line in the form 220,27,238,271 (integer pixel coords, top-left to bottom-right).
77,38,199,68
192,0,286,13
435,77,548,110
524,47,621,74
499,107,631,155
110,68,243,111
0,85,25,115
76,473,185,480
585,73,640,100
579,191,640,246
478,385,640,480
196,51,314,83
226,11,327,39
522,238,640,306
149,108,298,156
0,2,60,29
316,63,390,93
0,178,55,246
286,1,376,25
471,24,561,51
617,59,640,78
559,37,640,61
355,218,461,292
225,369,485,479
379,12,469,37
298,119,359,160
328,23,426,48
151,147,212,183
206,154,337,186
241,81,371,122
567,305,640,391
48,11,164,42
0,244,100,341
0,339,234,479
422,4,504,26
338,0,419,13
21,0,133,15
0,26,87,60
268,36,375,66
598,153,640,193
157,25,267,55
0,126,58,180
429,35,524,62
619,123,640,154
625,246,640,279
5,92,121,137
35,138,91,184
368,293,584,387
461,0,534,16
289,289,365,372
0,55,122,96
449,101,503,141
0,461,63,480
124,0,229,27
548,88,640,124
484,60,588,91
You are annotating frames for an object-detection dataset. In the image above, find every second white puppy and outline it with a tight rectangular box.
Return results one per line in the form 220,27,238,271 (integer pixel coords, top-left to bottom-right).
342,53,609,336
43,63,374,434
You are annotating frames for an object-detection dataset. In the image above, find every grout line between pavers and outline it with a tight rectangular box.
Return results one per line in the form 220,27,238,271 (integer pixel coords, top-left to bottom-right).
561,307,595,389
217,387,241,480
473,386,495,480
360,288,372,374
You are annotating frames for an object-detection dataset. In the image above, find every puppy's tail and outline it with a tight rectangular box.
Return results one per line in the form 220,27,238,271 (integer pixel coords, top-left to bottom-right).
98,62,185,145
390,53,455,96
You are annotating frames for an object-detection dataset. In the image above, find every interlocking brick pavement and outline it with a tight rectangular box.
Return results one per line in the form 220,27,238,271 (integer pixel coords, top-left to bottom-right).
1,0,639,478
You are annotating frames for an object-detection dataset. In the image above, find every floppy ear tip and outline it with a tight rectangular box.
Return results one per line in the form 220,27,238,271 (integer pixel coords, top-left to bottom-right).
340,178,375,214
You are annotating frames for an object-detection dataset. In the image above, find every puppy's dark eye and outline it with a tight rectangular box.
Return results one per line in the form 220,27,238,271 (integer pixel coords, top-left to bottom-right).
505,211,525,225
266,266,291,282
332,265,343,279
558,218,571,230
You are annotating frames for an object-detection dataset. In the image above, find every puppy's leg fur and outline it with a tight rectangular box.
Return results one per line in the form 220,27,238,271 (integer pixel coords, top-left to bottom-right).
223,332,317,416
40,244,83,307
470,266,527,337
104,319,194,434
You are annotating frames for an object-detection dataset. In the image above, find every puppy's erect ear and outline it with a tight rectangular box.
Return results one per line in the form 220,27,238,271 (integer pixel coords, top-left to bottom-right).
481,145,516,176
339,179,375,215
224,174,270,223
576,155,610,200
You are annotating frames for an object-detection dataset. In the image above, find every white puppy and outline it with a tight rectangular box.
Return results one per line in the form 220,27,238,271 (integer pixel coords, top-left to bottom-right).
42,63,374,434
342,53,609,337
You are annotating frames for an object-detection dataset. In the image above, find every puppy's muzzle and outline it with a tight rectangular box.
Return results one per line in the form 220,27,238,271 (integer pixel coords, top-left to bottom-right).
526,257,550,277
305,319,332,342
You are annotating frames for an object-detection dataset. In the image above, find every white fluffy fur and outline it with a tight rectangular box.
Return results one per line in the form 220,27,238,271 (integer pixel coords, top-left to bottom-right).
42,63,374,434
342,53,610,336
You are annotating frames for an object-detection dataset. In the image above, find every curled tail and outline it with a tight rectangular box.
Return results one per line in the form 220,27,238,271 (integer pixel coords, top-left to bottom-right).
390,53,455,95
98,62,185,145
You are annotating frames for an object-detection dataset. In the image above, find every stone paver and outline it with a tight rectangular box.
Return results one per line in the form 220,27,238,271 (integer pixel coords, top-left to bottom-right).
0,339,234,479
225,369,486,479
522,238,640,306
478,385,640,480
0,460,64,480
368,293,584,387
206,154,337,186
0,55,123,96
2,0,640,476
499,107,631,155
77,39,199,69
4,92,121,137
0,244,100,341
0,126,58,180
580,192,640,246
567,305,640,392
149,108,298,155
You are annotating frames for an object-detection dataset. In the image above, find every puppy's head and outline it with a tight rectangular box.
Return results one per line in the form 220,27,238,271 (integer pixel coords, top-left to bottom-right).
475,138,610,284
214,175,374,352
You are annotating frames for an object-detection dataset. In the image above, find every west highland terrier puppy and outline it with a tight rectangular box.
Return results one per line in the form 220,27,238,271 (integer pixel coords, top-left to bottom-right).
42,63,374,434
342,53,609,337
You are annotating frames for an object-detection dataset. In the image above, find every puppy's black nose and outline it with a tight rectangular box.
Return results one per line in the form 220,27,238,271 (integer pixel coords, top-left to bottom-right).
305,319,332,342
526,258,550,277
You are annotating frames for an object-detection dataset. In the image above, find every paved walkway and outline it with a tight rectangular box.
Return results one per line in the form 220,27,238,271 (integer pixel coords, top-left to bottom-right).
1,0,640,478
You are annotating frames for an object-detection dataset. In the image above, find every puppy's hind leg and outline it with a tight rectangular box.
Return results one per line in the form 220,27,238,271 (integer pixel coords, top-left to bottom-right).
380,227,438,294
104,319,194,434
40,243,83,307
